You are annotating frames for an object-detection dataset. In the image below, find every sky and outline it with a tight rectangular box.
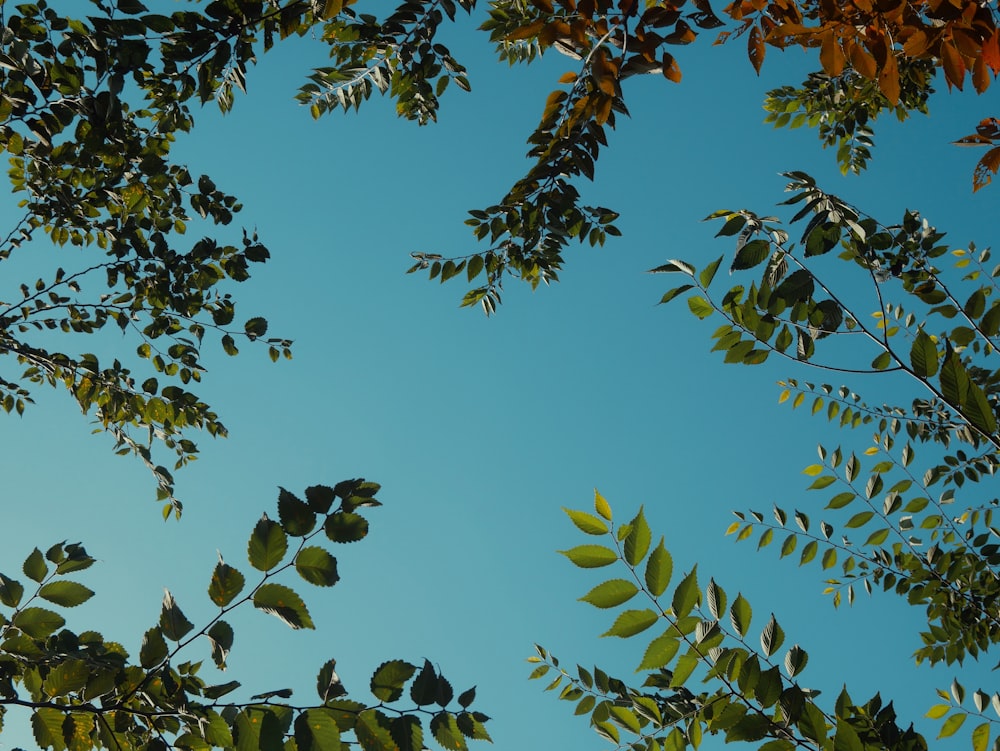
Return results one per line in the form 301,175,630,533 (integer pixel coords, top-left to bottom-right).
1,3,999,750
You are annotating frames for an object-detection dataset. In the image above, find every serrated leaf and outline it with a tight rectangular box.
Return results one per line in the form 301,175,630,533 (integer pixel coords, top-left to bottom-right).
295,547,340,587
160,589,194,641
672,567,699,617
579,579,639,608
559,545,617,568
253,583,314,629
760,614,784,657
295,709,342,751
22,549,47,583
602,609,658,638
637,631,680,671
38,581,93,607
324,512,369,543
208,561,246,606
730,594,752,637
13,606,64,641
644,538,672,597
278,488,317,536
563,508,608,535
140,627,168,668
370,660,417,702
594,490,612,520
623,507,651,566
248,515,288,571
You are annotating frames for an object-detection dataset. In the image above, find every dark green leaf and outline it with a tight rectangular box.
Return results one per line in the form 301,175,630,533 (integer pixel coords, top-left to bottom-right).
248,515,288,571
295,547,340,587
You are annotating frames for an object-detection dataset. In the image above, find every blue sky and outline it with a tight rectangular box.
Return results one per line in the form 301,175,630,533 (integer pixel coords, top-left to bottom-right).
1,4,998,750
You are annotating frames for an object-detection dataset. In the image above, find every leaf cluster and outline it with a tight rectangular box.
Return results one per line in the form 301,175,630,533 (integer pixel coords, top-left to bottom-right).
0,479,492,751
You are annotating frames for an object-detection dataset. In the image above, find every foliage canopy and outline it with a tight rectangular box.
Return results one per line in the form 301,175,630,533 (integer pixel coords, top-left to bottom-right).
2,0,1000,751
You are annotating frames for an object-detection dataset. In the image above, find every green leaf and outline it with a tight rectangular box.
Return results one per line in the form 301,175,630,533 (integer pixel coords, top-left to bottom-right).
602,608,658,638
706,578,726,618
563,508,608,535
32,707,67,751
0,573,24,607
729,594,752,637
235,707,283,751
208,560,246,606
317,659,346,703
700,256,724,287
594,490,613,520
671,567,699,617
784,644,808,677
248,515,288,571
42,658,90,697
687,296,714,319
834,719,863,751
559,545,617,568
972,722,990,751
370,660,417,702
910,329,938,377
391,715,424,751
14,607,64,638
254,583,314,629
140,627,168,668
430,712,468,751
637,631,680,670
579,579,639,609
727,714,772,742
38,581,93,607
22,548,47,583
160,589,194,641
731,239,771,270
644,538,672,597
278,488,317,536
324,512,369,543
660,284,694,304
623,506,651,566
760,614,784,657
937,713,966,739
295,546,340,587
305,485,337,513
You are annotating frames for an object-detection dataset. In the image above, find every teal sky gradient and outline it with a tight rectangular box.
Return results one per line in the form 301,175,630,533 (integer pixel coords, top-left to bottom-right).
1,4,998,750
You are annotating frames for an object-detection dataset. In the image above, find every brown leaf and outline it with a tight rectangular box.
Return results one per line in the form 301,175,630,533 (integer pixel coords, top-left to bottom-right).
748,24,765,73
973,146,1000,191
941,40,967,90
983,29,1000,74
663,52,682,82
847,39,877,79
819,30,845,75
973,54,991,93
877,50,900,104
976,117,1000,139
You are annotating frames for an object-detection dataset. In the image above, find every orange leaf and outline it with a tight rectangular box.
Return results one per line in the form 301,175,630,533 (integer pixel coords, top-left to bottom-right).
973,54,991,93
941,40,967,89
819,30,845,75
507,18,546,41
531,0,555,11
878,51,900,104
662,52,682,82
902,29,930,57
558,71,578,84
983,28,1000,74
847,39,877,79
976,117,1000,139
748,23,765,73
973,146,1000,191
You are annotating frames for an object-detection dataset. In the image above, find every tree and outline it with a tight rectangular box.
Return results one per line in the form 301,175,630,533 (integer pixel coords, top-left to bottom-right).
528,172,1000,750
